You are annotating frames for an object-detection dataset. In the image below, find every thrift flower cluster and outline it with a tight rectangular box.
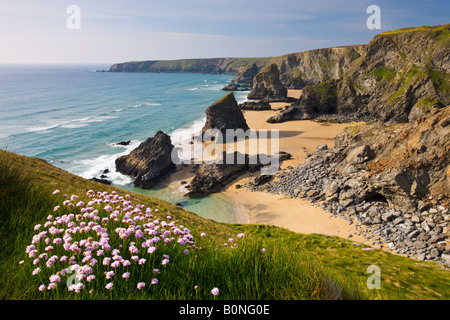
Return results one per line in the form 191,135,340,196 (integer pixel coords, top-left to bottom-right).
23,189,198,294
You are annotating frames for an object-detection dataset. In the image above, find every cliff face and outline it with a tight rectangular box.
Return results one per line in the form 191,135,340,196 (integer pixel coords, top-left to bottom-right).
109,57,269,75
264,45,365,89
268,24,450,124
247,64,289,102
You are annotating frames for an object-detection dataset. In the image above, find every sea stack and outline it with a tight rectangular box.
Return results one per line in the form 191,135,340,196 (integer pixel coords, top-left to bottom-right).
202,92,249,140
247,64,289,102
115,130,176,188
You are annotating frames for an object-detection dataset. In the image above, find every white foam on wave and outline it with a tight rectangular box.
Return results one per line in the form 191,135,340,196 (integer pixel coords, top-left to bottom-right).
169,117,206,162
77,140,141,186
130,102,162,108
26,115,119,133
27,123,62,133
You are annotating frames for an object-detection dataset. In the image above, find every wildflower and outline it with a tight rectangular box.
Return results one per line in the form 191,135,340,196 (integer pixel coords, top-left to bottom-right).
102,257,111,265
19,260,24,265
153,269,160,275
38,285,46,291
147,246,157,254
49,274,61,283
47,283,57,290
122,272,130,279
138,258,146,265
200,232,206,237
122,260,131,267
87,275,95,282
237,233,245,238
137,282,146,290
53,189,60,195
211,287,219,296
70,195,79,201
228,238,234,243
184,249,189,255
105,282,113,290
151,278,158,285
161,259,169,266
32,267,41,275
34,224,41,230
194,285,198,290
261,248,266,253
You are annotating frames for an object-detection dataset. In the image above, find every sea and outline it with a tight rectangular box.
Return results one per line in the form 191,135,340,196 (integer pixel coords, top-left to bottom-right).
0,64,250,223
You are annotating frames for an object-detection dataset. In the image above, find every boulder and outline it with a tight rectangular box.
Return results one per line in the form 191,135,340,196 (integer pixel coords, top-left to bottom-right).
115,130,176,188
239,99,271,111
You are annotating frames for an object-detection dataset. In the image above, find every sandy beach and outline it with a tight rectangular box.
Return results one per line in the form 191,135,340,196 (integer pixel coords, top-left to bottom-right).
159,89,372,246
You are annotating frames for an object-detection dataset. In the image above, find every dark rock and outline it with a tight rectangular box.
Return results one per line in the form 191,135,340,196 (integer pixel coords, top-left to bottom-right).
247,64,289,102
115,130,176,188
239,100,271,111
116,140,131,146
90,177,112,185
186,152,258,197
253,174,273,186
234,63,260,85
202,92,249,141
222,80,239,91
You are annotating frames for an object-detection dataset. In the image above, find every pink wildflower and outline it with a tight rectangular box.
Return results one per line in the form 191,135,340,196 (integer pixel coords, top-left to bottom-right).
137,282,146,290
211,287,219,296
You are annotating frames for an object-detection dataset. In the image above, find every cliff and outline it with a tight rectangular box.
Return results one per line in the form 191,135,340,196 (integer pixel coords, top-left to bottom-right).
108,57,270,74
268,24,450,123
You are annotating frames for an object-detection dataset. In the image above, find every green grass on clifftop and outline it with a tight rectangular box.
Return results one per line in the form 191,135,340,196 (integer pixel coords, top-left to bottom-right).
1,150,449,300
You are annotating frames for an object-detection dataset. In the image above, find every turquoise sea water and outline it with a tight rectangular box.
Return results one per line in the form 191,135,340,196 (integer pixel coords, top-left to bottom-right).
0,64,249,223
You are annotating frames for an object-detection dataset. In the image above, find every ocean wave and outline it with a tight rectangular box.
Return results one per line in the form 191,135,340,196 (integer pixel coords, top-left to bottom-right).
130,102,162,108
169,117,206,162
77,140,141,186
187,88,198,91
26,115,119,133
27,123,62,133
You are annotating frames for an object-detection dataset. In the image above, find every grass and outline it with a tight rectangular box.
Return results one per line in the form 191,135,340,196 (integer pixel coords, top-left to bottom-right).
379,24,450,36
366,67,397,83
1,149,450,300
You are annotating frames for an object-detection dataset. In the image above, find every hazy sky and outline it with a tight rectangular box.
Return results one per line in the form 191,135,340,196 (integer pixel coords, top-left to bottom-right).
0,0,448,64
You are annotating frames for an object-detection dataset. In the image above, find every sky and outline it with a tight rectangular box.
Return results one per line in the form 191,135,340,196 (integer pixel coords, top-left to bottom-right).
0,0,448,64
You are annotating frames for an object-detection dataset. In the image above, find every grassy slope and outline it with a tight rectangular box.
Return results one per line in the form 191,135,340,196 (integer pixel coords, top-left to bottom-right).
1,150,449,300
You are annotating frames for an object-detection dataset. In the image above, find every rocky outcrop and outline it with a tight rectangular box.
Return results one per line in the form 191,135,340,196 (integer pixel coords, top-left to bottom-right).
247,64,290,102
239,99,271,111
268,24,450,124
222,80,251,91
235,63,260,84
265,46,365,89
250,106,450,264
186,151,291,197
109,57,269,75
202,93,249,140
115,131,176,188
